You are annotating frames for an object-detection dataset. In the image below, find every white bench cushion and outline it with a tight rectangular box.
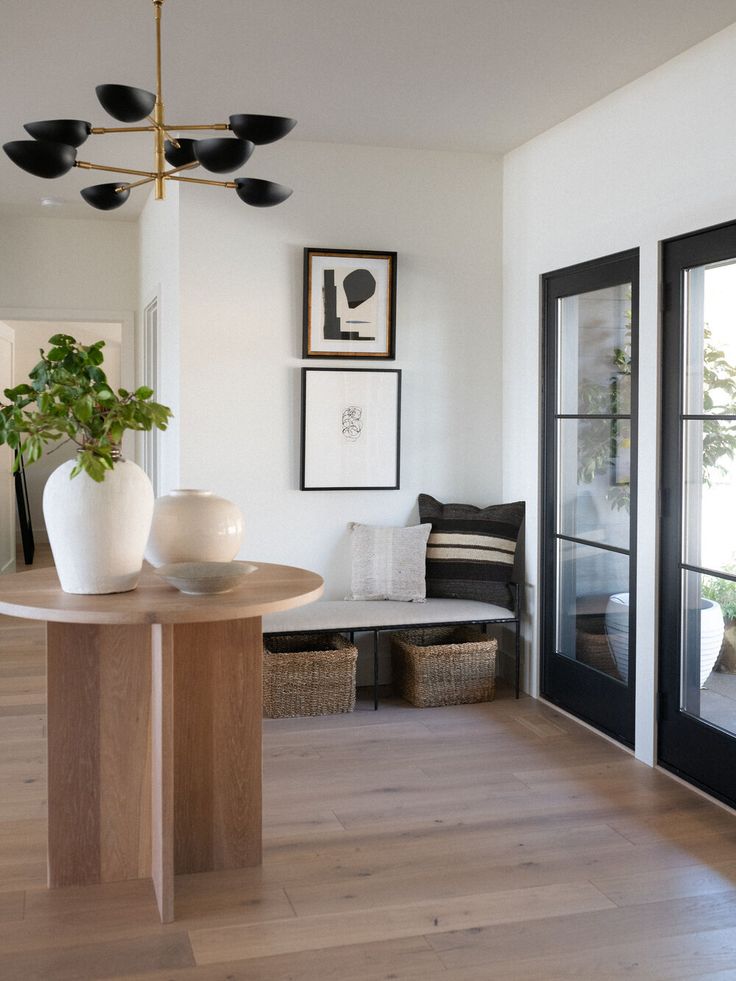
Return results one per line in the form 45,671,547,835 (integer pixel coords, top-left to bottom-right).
262,598,515,634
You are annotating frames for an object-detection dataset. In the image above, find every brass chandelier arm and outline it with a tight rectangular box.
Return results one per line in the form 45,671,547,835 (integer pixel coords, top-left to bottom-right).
168,174,236,189
90,126,157,135
90,123,228,135
162,123,229,131
146,116,180,150
75,161,158,178
161,161,199,177
74,153,197,190
118,176,157,192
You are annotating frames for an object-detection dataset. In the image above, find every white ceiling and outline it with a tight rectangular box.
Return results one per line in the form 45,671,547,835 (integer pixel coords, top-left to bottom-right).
3,0,736,220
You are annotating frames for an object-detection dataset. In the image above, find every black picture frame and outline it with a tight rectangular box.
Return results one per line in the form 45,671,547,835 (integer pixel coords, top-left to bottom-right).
300,367,401,490
303,248,397,360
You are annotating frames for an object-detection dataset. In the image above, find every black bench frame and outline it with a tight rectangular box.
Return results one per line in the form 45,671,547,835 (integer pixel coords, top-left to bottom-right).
264,583,522,710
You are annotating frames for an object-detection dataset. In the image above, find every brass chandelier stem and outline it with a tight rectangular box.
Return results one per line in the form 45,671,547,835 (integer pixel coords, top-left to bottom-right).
153,0,165,199
154,0,163,101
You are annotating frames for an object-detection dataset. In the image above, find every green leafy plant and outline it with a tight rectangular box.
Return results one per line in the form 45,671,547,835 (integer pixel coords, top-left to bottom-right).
0,334,172,482
702,566,736,622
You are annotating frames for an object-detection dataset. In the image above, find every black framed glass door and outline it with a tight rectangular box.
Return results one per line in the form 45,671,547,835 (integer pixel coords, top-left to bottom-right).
660,221,736,806
541,250,639,747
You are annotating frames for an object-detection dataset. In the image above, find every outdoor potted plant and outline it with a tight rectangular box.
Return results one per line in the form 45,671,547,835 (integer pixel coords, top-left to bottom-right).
702,569,736,674
0,334,172,594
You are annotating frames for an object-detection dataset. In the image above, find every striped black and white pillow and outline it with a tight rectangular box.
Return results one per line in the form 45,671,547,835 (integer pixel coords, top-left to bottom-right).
418,495,524,609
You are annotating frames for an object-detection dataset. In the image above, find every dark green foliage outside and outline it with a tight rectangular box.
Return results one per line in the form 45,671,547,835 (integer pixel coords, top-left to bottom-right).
579,323,736,512
0,335,172,482
702,567,736,622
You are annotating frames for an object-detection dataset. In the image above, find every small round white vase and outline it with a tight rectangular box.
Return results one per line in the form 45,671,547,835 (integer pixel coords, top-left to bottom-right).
43,458,155,594
144,489,243,567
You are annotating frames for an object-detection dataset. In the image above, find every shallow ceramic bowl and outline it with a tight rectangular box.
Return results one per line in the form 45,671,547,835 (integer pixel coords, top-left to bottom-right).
154,561,257,595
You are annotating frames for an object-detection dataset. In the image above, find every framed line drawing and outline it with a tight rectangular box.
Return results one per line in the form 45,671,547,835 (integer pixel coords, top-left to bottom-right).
300,367,401,490
303,248,397,359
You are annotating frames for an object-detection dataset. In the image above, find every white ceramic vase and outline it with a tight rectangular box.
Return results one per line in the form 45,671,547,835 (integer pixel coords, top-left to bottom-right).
144,489,243,567
43,457,154,594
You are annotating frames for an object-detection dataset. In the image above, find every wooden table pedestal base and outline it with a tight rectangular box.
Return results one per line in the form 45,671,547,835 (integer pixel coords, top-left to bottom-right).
46,617,263,923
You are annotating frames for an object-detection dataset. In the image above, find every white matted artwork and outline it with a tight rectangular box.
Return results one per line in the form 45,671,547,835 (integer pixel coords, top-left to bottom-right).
303,248,397,359
300,368,401,490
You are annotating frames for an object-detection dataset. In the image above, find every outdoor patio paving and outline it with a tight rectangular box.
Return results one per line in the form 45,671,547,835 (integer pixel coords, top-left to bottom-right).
701,670,736,732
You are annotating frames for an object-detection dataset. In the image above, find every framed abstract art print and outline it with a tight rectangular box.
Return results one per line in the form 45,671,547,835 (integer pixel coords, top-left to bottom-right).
303,248,397,359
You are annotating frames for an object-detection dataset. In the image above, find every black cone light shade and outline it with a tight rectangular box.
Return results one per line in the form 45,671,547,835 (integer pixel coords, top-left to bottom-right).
195,138,253,173
164,138,198,168
229,114,296,145
80,182,130,211
24,119,91,148
95,84,156,122
2,140,77,178
234,177,292,207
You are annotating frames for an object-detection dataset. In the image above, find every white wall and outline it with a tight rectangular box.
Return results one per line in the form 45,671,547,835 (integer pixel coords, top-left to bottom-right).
0,216,136,312
138,185,181,493
174,141,503,600
503,22,736,763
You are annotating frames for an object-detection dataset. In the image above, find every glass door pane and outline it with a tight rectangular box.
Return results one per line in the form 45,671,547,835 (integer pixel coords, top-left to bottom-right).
555,539,630,681
680,261,736,735
541,251,638,747
557,418,631,549
660,223,736,807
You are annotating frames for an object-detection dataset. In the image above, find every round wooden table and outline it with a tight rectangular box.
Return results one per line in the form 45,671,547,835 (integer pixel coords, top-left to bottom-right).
0,562,323,922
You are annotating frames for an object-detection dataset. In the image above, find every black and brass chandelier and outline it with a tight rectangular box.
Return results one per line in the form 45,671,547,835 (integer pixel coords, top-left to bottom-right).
3,0,295,211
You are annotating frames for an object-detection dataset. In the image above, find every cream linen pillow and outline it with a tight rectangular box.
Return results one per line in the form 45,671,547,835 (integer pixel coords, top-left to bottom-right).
347,523,431,602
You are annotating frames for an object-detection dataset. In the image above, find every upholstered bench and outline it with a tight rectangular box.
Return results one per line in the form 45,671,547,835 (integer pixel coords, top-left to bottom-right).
262,588,521,709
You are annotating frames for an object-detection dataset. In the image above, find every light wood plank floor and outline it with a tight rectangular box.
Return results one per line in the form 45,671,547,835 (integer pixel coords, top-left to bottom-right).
1,561,736,978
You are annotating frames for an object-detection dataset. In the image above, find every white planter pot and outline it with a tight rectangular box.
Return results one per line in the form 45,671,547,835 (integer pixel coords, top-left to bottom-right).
144,489,243,567
43,458,154,594
699,599,724,687
605,592,724,688
604,593,631,684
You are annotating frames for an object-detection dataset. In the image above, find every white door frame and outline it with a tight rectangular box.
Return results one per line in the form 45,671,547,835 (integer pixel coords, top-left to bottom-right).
142,295,161,496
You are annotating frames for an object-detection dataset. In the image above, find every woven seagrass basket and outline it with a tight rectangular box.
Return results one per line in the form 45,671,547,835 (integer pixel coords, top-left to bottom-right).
391,626,497,708
263,633,358,718
575,614,621,680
